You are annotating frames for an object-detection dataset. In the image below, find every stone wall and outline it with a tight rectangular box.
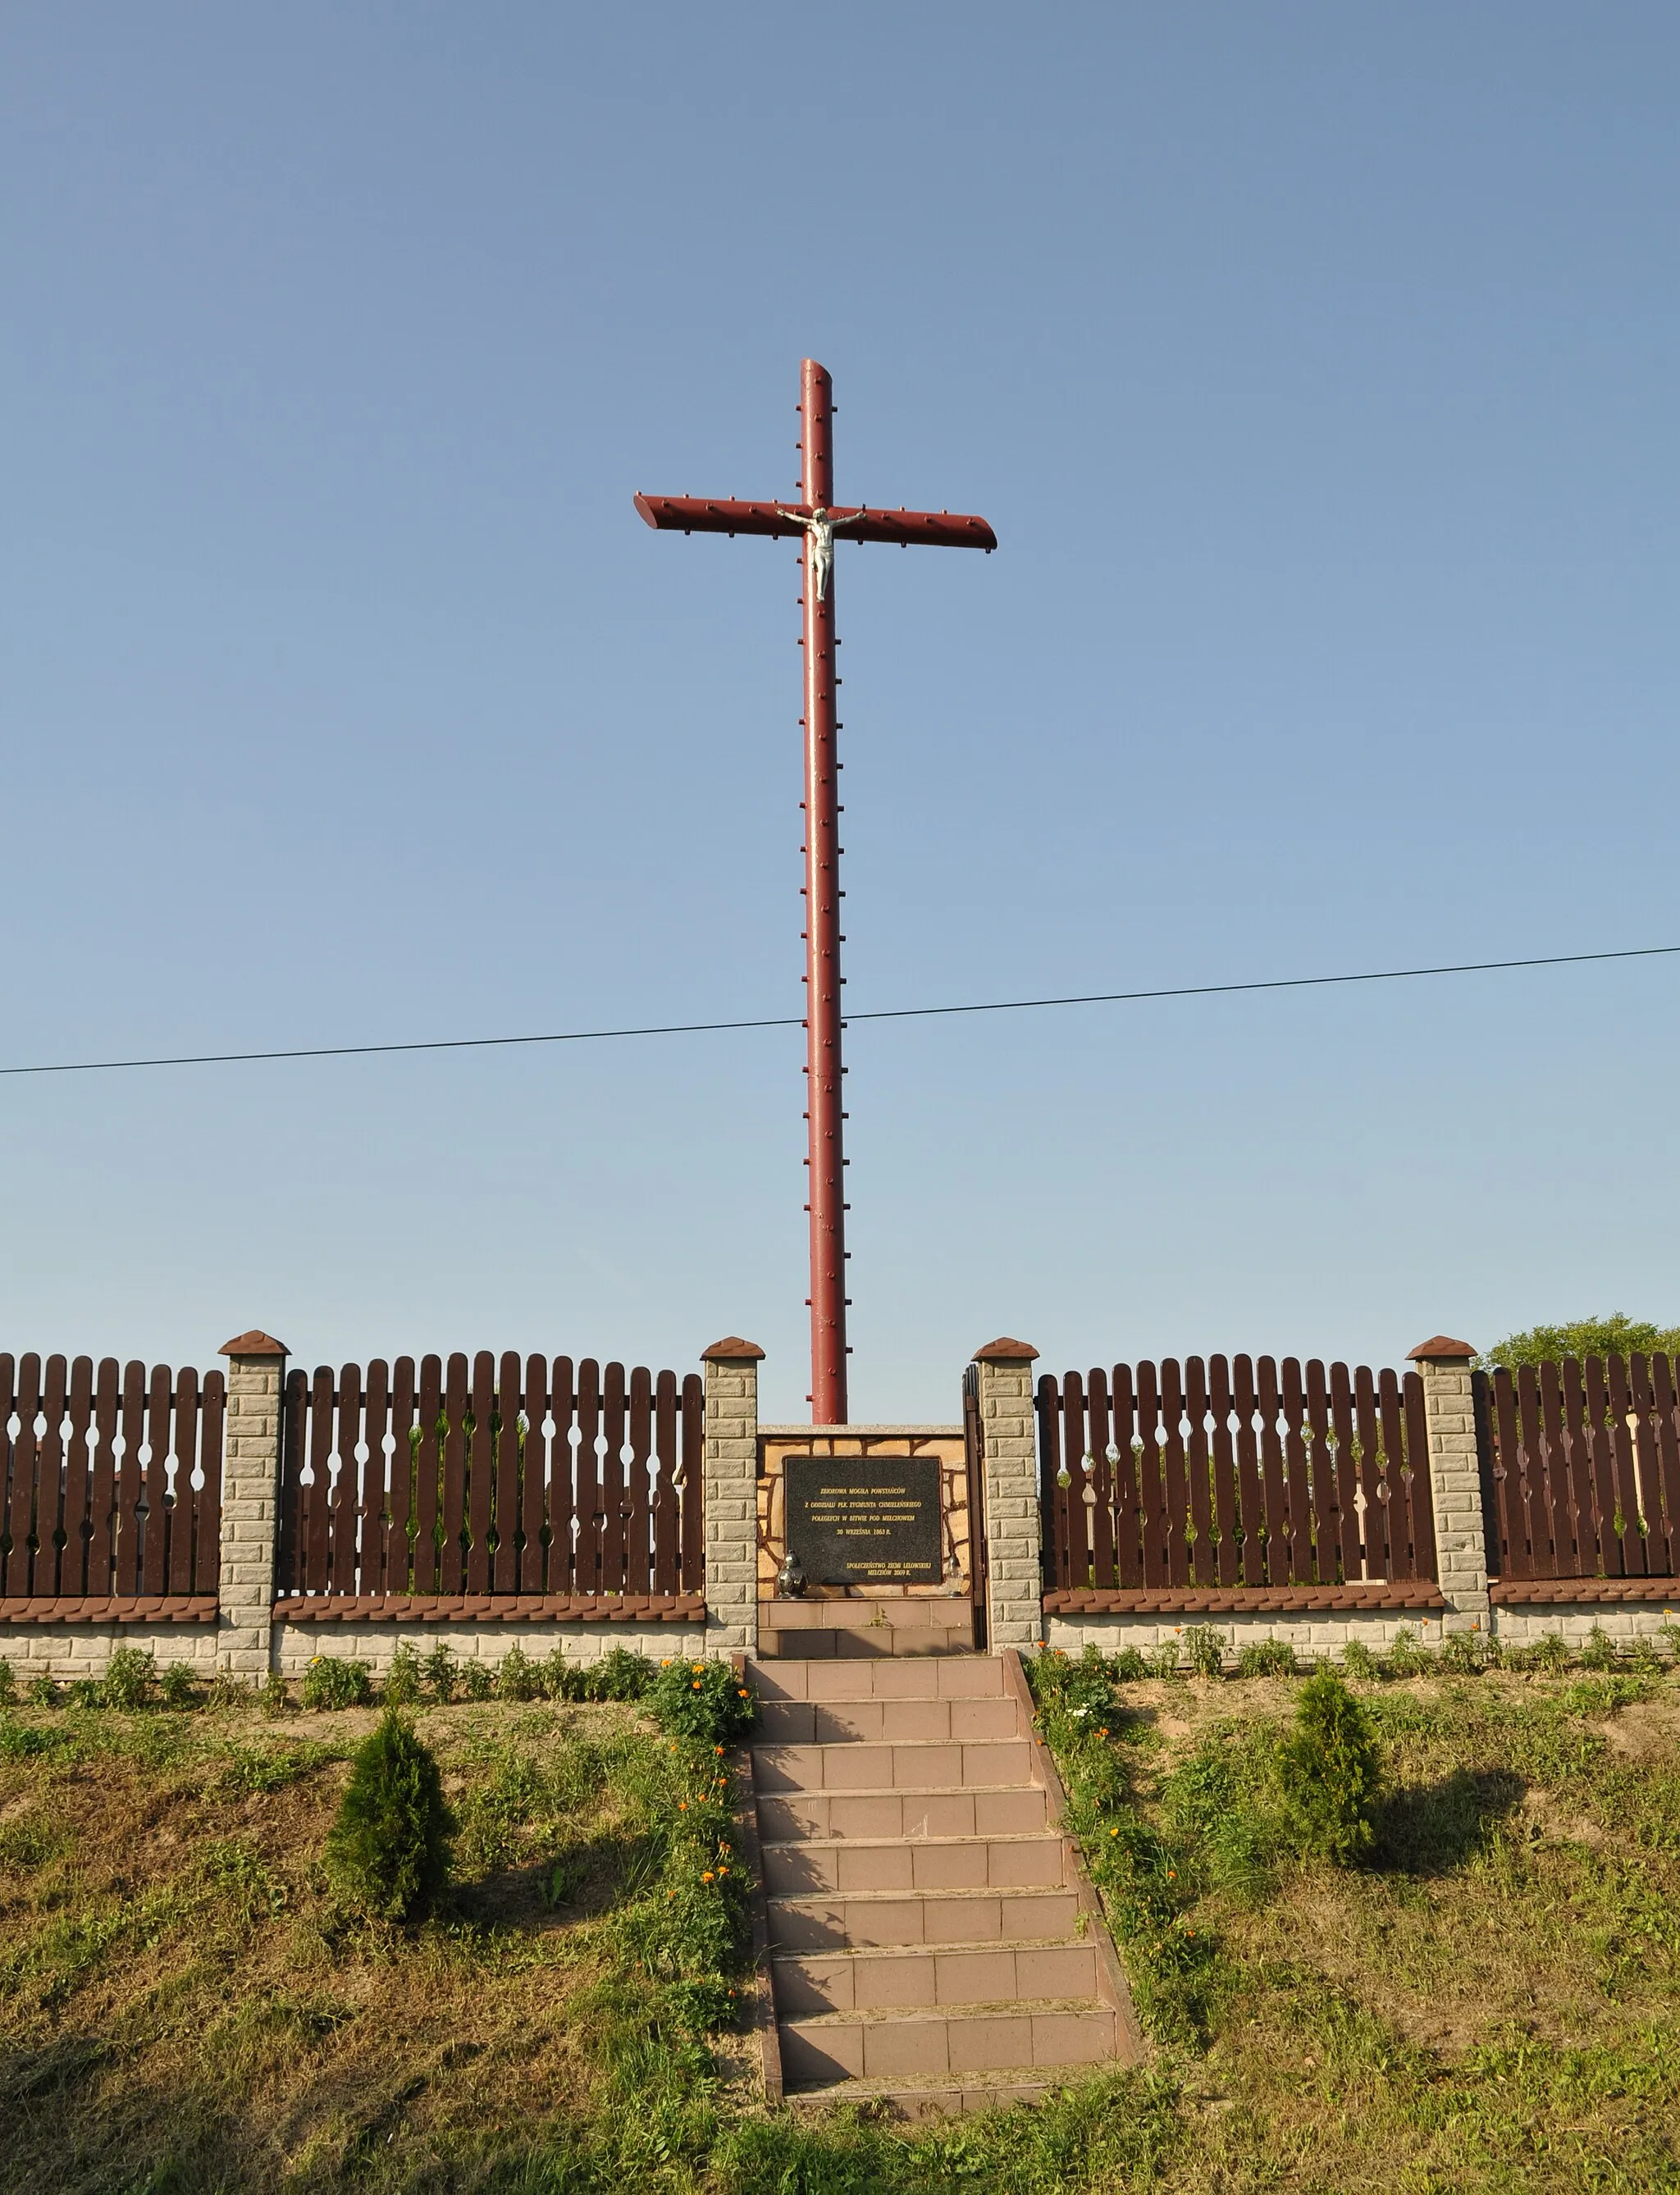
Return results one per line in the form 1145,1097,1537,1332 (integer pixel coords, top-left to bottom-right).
271,1620,710,1680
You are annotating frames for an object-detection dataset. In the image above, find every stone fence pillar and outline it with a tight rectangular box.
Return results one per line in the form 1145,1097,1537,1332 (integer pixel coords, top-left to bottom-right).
972,1338,1043,1653
701,1338,763,1658
1409,1335,1491,1636
217,1330,288,1681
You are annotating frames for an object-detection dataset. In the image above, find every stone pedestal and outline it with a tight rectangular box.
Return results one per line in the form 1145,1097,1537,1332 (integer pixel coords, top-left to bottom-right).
1409,1335,1491,1635
217,1329,288,1680
701,1338,763,1657
971,1338,1043,1653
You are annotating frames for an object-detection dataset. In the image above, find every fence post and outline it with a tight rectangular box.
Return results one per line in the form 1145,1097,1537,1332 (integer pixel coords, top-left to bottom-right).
972,1338,1043,1654
1408,1335,1491,1636
217,1330,287,1682
701,1338,763,1658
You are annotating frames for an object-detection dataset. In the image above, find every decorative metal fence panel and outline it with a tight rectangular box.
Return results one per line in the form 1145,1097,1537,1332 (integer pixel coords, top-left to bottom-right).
1481,1353,1680,1582
1038,1355,1435,1593
0,1353,224,1601
274,1353,703,1602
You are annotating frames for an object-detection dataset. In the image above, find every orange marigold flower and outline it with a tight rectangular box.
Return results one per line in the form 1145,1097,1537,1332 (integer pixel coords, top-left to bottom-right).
714,1745,724,1755
702,1870,714,1882
678,1801,688,1810
737,1688,749,1697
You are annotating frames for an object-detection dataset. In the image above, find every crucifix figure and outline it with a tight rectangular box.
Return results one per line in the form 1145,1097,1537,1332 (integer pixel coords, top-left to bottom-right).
635,359,996,1423
773,503,866,600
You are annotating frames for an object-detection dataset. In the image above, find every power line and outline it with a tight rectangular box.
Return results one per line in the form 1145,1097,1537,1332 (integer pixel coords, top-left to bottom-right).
2,942,1675,1080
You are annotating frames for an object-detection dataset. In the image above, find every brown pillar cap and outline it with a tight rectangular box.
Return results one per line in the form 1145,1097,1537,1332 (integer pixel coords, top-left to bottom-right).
701,1336,765,1362
1407,1335,1476,1362
220,1329,289,1357
972,1336,1039,1362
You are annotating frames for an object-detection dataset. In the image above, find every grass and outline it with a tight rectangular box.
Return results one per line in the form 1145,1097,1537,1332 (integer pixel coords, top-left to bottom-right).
0,1654,1676,2192
1025,1645,1680,2191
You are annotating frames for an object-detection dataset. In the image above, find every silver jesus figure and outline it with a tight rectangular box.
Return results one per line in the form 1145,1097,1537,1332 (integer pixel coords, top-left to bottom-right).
776,504,867,601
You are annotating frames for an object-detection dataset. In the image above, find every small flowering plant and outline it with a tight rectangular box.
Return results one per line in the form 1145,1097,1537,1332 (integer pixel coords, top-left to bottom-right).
647,1657,758,1746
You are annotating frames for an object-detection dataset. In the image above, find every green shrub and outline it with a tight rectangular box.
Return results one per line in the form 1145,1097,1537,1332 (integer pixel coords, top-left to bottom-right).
1340,1640,1378,1682
158,1664,197,1711
382,1643,422,1706
1183,1625,1226,1680
1148,1640,1183,1679
1239,1639,1297,1679
544,1646,659,1703
259,1672,292,1717
1277,1668,1382,1866
497,1645,541,1701
300,1655,373,1712
207,1669,252,1711
1580,1624,1616,1672
0,1659,16,1708
1109,1645,1149,1682
325,1711,454,1920
460,1660,493,1702
103,1646,155,1709
594,1646,657,1701
67,1677,103,1709
1440,1629,1489,1676
26,1674,60,1709
1385,1627,1431,1678
423,1642,459,1703
647,1659,758,1745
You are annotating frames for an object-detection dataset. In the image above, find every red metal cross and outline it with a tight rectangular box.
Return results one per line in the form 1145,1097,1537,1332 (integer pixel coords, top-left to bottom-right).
636,359,996,1424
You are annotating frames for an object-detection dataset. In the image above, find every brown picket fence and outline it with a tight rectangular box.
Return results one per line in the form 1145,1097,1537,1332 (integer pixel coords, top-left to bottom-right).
1039,1355,1436,1597
274,1353,703,1604
0,1353,224,1603
1481,1353,1680,1583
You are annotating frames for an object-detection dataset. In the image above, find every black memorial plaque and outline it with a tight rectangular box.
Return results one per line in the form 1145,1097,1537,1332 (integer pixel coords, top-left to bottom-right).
783,1453,942,1586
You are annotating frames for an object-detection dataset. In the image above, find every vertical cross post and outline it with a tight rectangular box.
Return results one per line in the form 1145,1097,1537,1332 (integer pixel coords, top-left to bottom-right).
799,362,847,1424
634,366,995,1422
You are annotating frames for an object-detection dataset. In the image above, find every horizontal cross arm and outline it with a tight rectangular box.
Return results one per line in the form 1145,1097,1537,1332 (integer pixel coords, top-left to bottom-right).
633,495,997,552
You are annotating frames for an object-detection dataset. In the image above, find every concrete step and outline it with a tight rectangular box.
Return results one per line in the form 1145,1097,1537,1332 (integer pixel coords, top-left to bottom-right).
757,1626,974,1659
752,1738,1034,1793
755,1695,1020,1746
760,1599,977,1659
778,2001,1120,2087
749,1657,1005,1702
763,1832,1068,1896
786,2070,1058,2117
756,1782,1049,1844
773,1938,1102,2017
764,1596,977,1630
767,1884,1083,1951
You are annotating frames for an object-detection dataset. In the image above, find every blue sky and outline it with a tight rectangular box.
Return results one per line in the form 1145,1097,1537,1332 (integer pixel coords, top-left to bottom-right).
3,3,1677,1418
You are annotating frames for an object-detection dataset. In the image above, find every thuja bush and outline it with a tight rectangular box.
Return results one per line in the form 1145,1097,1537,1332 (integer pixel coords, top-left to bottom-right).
326,1710,454,1920
1278,1668,1383,1866
648,1658,758,1744
0,1658,16,1708
1238,1639,1296,1679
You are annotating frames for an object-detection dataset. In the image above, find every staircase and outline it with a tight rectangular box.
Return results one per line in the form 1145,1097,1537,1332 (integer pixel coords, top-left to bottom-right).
745,1597,1140,2116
